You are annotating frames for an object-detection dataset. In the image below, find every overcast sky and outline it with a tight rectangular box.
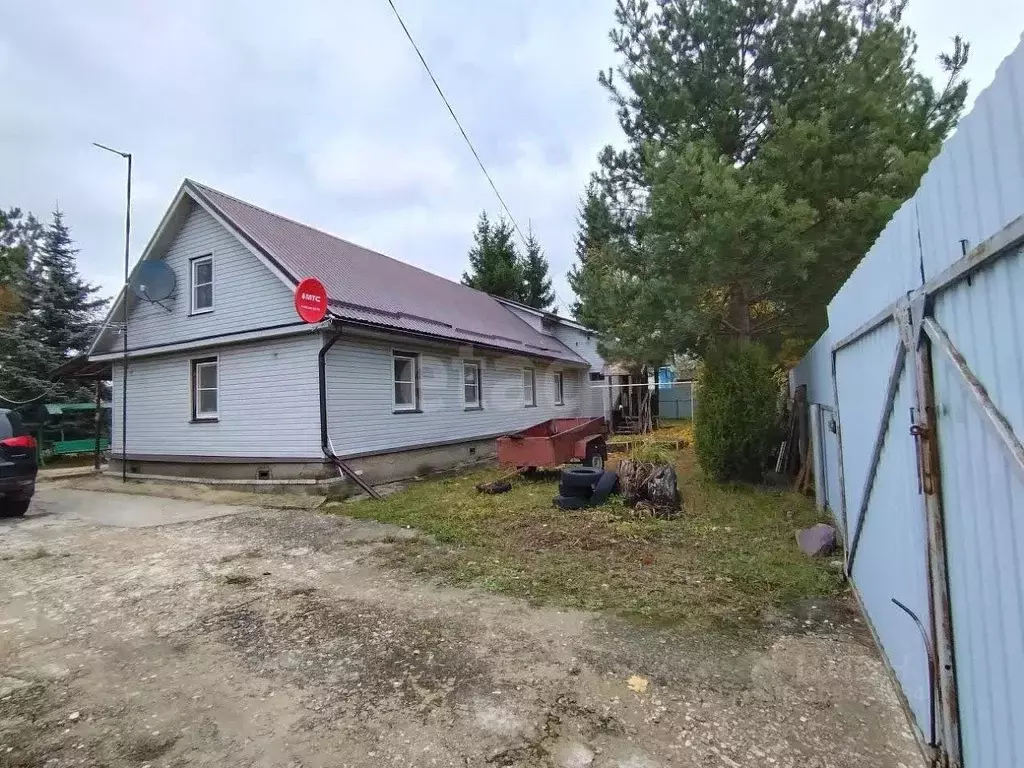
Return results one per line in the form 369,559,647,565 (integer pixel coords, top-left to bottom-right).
2,1,1022,314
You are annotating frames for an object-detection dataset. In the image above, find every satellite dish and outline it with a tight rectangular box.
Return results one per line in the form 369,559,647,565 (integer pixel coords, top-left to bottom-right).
130,261,176,302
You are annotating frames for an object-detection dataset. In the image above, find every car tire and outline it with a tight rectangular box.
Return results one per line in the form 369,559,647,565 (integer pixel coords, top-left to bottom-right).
559,479,590,499
561,466,603,486
559,467,603,498
588,471,619,506
1,499,30,518
552,494,588,510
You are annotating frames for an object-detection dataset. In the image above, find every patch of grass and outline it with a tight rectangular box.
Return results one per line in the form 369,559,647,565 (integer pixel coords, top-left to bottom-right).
609,419,694,448
328,443,842,633
626,440,677,465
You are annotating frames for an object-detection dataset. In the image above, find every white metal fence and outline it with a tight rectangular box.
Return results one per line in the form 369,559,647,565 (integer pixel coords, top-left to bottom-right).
793,37,1024,768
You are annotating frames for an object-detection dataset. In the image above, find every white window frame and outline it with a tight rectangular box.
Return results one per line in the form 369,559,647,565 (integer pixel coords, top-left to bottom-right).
392,350,420,413
191,356,219,421
554,371,565,406
523,367,536,407
190,253,215,314
463,360,482,410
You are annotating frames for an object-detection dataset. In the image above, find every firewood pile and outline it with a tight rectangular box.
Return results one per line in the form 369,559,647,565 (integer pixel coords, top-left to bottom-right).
618,458,682,519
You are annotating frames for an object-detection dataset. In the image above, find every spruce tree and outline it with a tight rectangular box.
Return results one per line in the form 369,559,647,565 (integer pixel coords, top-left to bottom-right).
520,227,555,311
0,209,106,403
567,185,615,326
35,210,107,364
461,212,524,302
0,210,51,403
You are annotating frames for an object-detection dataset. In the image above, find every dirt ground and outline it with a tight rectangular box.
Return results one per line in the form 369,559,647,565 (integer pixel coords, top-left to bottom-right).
0,486,922,768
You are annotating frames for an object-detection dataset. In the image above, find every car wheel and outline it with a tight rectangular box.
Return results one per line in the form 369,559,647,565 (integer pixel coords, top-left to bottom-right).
1,499,30,518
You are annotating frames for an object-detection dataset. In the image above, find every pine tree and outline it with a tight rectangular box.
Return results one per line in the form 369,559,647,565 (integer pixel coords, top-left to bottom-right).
577,0,969,361
461,212,524,302
520,227,555,311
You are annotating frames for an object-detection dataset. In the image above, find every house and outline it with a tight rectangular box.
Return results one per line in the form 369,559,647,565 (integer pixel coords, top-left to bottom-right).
87,180,609,487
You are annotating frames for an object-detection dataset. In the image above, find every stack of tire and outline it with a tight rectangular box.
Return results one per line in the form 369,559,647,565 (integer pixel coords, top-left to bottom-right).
553,466,619,510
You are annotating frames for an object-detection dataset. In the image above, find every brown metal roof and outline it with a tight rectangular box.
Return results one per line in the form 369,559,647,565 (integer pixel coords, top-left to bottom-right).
187,181,584,364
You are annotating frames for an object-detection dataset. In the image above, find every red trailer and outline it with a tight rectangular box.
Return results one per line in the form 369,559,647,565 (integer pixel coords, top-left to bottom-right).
497,417,608,471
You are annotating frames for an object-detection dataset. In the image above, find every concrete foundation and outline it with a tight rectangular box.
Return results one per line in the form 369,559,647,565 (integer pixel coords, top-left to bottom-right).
110,458,333,482
108,437,498,494
344,438,496,486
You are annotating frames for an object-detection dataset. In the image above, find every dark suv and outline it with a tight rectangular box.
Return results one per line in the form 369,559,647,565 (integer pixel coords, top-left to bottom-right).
0,409,37,517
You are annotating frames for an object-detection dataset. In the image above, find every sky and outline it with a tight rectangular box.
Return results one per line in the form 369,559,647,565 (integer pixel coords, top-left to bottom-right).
1,0,1023,315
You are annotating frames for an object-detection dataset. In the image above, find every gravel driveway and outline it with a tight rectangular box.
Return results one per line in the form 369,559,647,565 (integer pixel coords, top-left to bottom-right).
0,486,923,768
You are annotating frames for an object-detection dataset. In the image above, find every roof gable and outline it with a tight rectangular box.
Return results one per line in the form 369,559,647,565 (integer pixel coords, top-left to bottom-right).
88,183,299,356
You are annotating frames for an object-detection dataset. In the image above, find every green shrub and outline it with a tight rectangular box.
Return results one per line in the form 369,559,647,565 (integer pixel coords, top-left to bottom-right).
694,341,781,482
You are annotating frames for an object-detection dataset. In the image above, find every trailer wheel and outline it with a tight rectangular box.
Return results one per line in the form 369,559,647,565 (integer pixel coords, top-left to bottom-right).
585,442,607,470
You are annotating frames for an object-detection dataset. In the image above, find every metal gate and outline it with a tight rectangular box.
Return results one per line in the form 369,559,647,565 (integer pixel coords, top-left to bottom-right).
831,216,1024,768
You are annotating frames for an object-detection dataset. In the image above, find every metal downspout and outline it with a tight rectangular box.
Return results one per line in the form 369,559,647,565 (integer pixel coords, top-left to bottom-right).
318,324,382,500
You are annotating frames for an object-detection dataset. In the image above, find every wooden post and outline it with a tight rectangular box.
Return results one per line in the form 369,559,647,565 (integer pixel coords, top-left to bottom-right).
93,377,102,471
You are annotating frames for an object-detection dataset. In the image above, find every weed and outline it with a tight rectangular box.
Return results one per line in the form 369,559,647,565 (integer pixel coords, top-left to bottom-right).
23,546,51,560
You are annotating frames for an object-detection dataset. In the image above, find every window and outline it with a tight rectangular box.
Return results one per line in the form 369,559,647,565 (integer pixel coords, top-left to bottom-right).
463,361,482,410
588,372,605,382
554,371,564,406
523,368,536,407
392,351,419,412
191,357,218,420
190,254,214,313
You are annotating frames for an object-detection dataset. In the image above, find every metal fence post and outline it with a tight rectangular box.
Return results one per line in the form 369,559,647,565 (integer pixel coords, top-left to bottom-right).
913,327,963,768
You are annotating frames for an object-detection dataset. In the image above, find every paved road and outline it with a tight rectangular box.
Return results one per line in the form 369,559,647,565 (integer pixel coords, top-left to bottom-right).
0,487,923,768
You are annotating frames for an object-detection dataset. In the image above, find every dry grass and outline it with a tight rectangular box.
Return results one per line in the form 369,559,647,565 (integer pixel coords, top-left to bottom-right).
609,418,694,445
329,439,841,633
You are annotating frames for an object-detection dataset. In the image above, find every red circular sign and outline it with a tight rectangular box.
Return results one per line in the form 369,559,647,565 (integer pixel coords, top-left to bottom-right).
294,277,328,323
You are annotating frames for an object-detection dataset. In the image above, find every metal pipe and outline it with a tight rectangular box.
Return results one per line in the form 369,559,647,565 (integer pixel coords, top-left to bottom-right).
318,324,381,499
122,154,131,484
830,349,850,544
93,377,102,471
93,142,131,483
891,597,938,751
923,317,1024,483
913,327,963,766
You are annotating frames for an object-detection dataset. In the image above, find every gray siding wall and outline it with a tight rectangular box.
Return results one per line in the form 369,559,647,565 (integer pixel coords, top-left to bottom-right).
325,336,584,456
95,201,298,354
551,325,608,419
111,333,322,459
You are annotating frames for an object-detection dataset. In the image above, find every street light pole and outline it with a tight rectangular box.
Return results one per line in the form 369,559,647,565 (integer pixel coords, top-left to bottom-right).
93,143,131,483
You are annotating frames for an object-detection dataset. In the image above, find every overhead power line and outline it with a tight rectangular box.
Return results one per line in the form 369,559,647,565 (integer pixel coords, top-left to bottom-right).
384,0,529,250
